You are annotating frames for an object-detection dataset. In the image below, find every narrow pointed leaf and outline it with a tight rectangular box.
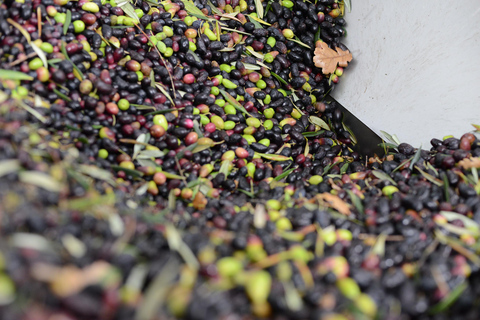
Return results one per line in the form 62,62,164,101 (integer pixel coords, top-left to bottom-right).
255,152,291,161
64,10,71,35
371,169,397,185
220,89,252,116
309,116,330,130
0,69,33,81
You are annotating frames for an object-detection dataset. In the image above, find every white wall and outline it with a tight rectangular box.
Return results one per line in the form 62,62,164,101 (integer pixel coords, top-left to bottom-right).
331,0,480,148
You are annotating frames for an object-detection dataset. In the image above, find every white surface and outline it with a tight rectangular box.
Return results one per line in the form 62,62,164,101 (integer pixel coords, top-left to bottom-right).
331,0,480,148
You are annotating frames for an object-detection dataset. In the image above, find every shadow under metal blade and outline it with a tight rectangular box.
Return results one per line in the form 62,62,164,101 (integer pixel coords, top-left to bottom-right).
324,95,385,158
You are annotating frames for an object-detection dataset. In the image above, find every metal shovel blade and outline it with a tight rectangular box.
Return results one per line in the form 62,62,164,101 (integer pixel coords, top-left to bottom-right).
324,95,385,158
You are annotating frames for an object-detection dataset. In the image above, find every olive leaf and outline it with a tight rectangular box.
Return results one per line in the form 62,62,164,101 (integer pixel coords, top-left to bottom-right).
255,152,291,161
180,0,210,20
309,116,330,130
207,0,222,14
116,0,140,22
290,37,311,49
133,133,150,160
371,233,387,257
165,224,200,270
64,10,71,35
18,171,63,192
77,165,117,186
254,0,264,19
313,41,353,75
192,144,211,154
7,18,31,43
271,72,289,86
155,83,174,106
218,160,231,179
111,166,144,178
60,42,84,80
137,149,165,159
371,169,397,186
220,89,252,116
246,46,265,59
429,282,467,314
415,166,444,187
162,171,184,180
0,70,33,81
409,145,423,170
30,43,48,69
344,0,352,13
0,160,20,178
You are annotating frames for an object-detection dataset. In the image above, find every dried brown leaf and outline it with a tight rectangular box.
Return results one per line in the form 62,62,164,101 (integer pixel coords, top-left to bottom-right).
313,42,353,75
458,157,480,170
316,193,351,215
192,191,208,210
31,261,119,297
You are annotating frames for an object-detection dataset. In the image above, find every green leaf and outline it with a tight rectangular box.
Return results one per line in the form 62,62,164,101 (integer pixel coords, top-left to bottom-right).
409,145,422,170
133,133,149,160
380,130,399,147
340,162,349,174
18,171,63,192
290,37,311,49
346,190,364,216
53,88,72,102
245,45,264,59
371,169,397,186
219,160,231,179
342,123,357,145
77,165,117,186
137,149,165,159
144,108,179,116
247,14,263,29
155,83,174,106
180,0,210,20
378,142,398,149
255,152,291,161
309,116,330,130
7,18,31,43
254,0,264,18
221,26,253,36
429,282,467,314
18,101,47,123
371,233,387,257
111,165,144,178
440,211,480,232
220,89,252,117
415,166,444,187
343,0,351,13
0,69,33,81
271,72,289,86
302,131,324,137
193,119,204,138
0,160,20,178
60,42,84,79
162,171,184,180
207,0,222,14
131,104,156,111
116,0,140,22
30,43,48,68
192,144,211,154
274,167,295,181
64,10,71,35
